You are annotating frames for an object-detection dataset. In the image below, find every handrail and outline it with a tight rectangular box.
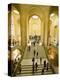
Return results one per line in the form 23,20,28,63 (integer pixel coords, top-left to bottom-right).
43,46,56,74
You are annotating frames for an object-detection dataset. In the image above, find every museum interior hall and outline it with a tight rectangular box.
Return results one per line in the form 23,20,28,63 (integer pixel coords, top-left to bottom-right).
8,4,59,76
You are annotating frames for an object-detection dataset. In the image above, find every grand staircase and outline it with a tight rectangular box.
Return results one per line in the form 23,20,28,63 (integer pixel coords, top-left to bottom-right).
12,45,54,76
15,64,53,76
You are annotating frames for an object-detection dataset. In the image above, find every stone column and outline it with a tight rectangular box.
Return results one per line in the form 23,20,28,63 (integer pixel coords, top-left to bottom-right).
41,20,45,45
44,14,49,46
20,10,27,51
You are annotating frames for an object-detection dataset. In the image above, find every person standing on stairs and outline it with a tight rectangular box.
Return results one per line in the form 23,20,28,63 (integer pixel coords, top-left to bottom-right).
41,68,44,75
36,52,38,63
34,41,35,46
32,57,35,74
35,62,38,72
40,57,42,65
37,52,38,57
44,60,46,69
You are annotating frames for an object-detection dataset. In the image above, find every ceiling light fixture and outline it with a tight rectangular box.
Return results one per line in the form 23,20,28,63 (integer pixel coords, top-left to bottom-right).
50,13,55,17
32,15,39,19
13,10,19,15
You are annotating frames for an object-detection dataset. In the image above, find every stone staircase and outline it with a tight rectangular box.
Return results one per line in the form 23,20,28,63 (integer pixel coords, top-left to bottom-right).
15,64,53,76
12,45,54,76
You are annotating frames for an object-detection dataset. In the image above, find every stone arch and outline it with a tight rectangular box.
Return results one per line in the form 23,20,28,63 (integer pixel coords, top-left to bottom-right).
26,10,45,44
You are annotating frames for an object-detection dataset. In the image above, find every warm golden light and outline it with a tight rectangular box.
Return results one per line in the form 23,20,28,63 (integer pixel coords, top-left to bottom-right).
50,13,55,17
11,49,21,61
48,52,55,60
48,54,54,60
13,10,19,15
49,13,58,46
10,8,21,45
32,15,39,19
48,47,57,60
28,15,41,36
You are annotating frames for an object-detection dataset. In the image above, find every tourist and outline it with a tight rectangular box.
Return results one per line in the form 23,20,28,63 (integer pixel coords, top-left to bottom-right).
41,68,44,75
40,57,42,65
32,57,35,74
44,60,46,69
35,62,38,71
37,52,38,56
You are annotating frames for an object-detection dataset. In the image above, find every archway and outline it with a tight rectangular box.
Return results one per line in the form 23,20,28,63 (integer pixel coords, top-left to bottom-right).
27,15,42,45
8,6,21,47
48,13,58,46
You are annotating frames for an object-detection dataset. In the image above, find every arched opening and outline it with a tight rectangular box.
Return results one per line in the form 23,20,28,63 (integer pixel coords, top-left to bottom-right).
27,15,42,46
8,6,21,48
48,13,58,46
48,12,58,67
8,6,22,69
